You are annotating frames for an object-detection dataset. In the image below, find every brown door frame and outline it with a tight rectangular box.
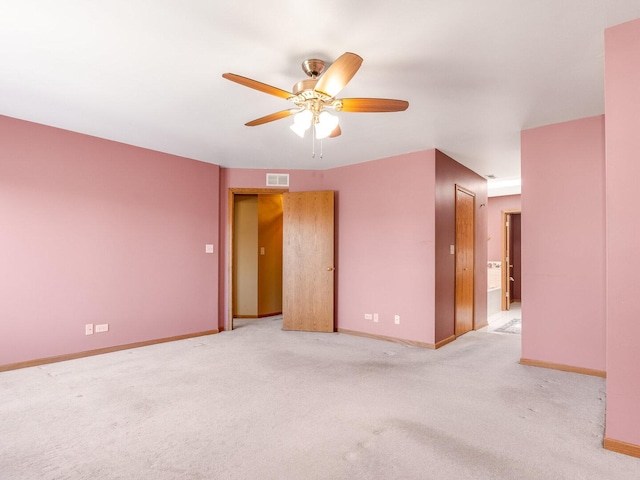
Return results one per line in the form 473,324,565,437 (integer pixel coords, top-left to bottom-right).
228,188,288,331
501,209,521,311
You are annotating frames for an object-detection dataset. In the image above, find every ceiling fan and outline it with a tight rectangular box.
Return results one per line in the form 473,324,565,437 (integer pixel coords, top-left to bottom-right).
222,52,409,141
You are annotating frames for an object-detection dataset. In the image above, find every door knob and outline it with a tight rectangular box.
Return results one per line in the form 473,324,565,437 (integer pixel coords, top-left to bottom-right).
327,267,335,271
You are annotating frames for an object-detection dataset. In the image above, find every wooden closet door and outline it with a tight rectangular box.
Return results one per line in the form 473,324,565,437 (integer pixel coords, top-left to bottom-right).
455,186,475,336
282,191,335,332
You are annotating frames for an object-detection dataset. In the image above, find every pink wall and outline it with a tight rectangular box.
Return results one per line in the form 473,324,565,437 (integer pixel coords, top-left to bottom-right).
604,18,640,448
323,151,437,344
487,194,521,262
520,115,606,372
0,115,485,366
219,152,438,344
0,115,220,366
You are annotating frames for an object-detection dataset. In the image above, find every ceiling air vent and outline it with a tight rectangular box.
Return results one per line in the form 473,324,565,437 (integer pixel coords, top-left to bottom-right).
266,173,289,187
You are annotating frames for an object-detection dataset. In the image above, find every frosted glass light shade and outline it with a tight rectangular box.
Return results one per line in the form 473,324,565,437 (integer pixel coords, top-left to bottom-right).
315,111,339,139
290,109,313,137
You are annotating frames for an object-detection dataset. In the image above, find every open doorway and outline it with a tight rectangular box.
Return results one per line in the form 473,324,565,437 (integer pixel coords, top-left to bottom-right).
486,196,522,334
501,210,521,311
228,188,287,331
228,189,336,333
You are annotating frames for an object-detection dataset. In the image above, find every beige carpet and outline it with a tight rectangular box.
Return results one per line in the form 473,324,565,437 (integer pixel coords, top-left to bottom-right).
1,316,638,479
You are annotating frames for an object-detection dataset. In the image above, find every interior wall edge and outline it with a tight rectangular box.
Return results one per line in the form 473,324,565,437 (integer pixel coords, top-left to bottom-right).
337,328,436,350
603,438,640,459
519,358,606,378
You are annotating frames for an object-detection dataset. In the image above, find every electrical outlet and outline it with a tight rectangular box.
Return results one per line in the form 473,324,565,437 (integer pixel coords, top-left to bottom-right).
373,313,379,323
85,324,94,335
394,315,400,325
95,323,109,333
364,313,373,320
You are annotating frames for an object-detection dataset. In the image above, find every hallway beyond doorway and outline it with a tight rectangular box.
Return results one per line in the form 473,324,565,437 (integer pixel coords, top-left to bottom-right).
483,301,521,334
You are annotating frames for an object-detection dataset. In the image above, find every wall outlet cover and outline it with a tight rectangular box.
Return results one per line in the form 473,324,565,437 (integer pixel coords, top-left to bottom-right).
95,323,109,333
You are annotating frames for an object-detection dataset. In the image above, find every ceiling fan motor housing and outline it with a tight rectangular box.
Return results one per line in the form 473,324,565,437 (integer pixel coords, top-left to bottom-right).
301,59,326,78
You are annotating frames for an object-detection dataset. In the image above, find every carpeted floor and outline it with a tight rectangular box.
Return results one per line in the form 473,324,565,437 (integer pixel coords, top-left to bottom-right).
1,316,638,479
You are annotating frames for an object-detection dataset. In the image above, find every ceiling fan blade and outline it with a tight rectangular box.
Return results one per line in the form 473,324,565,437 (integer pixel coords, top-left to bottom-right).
245,109,299,126
222,73,293,99
314,52,363,98
338,98,409,113
329,125,342,138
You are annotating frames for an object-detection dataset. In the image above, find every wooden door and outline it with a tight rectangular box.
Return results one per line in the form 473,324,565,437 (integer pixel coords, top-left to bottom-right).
504,212,512,311
455,186,475,336
510,213,522,302
282,191,335,332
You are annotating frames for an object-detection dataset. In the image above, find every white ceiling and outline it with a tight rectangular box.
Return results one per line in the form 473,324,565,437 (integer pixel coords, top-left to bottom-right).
2,1,639,187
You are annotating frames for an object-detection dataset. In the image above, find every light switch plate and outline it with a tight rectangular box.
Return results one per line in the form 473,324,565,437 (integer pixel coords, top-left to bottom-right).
205,244,214,253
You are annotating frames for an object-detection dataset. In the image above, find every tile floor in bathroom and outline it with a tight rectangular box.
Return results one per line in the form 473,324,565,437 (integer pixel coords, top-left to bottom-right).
483,301,521,334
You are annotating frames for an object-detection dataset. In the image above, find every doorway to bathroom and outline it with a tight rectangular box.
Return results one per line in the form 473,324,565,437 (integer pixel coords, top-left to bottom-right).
502,209,521,311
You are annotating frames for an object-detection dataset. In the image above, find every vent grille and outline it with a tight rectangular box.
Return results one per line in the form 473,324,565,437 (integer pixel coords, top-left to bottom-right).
266,173,289,187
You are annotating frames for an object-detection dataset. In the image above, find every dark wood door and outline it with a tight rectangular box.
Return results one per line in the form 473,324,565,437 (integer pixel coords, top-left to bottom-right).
455,186,475,336
511,213,522,302
505,213,512,311
282,191,335,332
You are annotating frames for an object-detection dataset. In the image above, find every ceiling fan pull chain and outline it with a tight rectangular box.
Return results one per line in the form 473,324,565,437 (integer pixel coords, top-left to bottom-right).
312,123,316,158
320,139,323,159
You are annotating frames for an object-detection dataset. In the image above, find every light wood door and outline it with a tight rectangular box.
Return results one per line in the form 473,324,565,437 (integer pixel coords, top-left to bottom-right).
282,191,335,332
455,186,475,336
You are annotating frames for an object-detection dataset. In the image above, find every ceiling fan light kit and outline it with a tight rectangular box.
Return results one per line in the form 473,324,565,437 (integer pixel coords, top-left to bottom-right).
222,52,409,155
315,111,340,139
290,109,313,137
290,109,338,142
